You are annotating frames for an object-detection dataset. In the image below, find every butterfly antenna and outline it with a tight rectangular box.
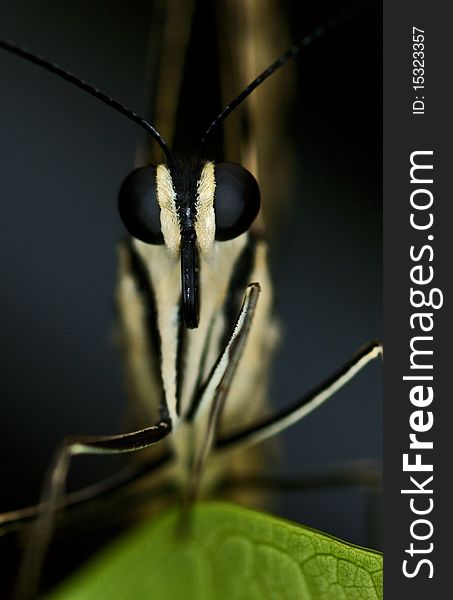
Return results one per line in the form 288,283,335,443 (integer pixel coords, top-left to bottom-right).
0,38,172,160
200,8,356,150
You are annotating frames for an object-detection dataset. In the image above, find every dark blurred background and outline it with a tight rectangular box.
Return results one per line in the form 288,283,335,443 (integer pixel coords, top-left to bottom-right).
0,0,382,594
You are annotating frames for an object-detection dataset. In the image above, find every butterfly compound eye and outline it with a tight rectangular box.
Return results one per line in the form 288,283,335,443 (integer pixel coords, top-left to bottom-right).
118,166,164,244
214,162,260,241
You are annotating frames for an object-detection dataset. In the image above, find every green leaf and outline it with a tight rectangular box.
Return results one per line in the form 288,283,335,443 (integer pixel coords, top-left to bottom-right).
48,502,382,600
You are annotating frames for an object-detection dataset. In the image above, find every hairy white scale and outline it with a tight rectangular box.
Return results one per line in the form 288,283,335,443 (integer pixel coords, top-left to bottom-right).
195,161,216,254
156,164,180,255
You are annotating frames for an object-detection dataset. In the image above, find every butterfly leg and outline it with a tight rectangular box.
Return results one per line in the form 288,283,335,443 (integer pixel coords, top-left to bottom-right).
182,283,261,515
217,341,383,451
14,419,171,600
0,450,171,538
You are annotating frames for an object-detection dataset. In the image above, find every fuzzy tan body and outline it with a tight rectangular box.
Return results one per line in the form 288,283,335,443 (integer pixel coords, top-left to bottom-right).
115,0,290,497
116,230,278,494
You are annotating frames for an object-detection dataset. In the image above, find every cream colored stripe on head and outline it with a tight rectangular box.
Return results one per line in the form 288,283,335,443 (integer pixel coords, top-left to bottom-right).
195,161,216,255
156,164,180,255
